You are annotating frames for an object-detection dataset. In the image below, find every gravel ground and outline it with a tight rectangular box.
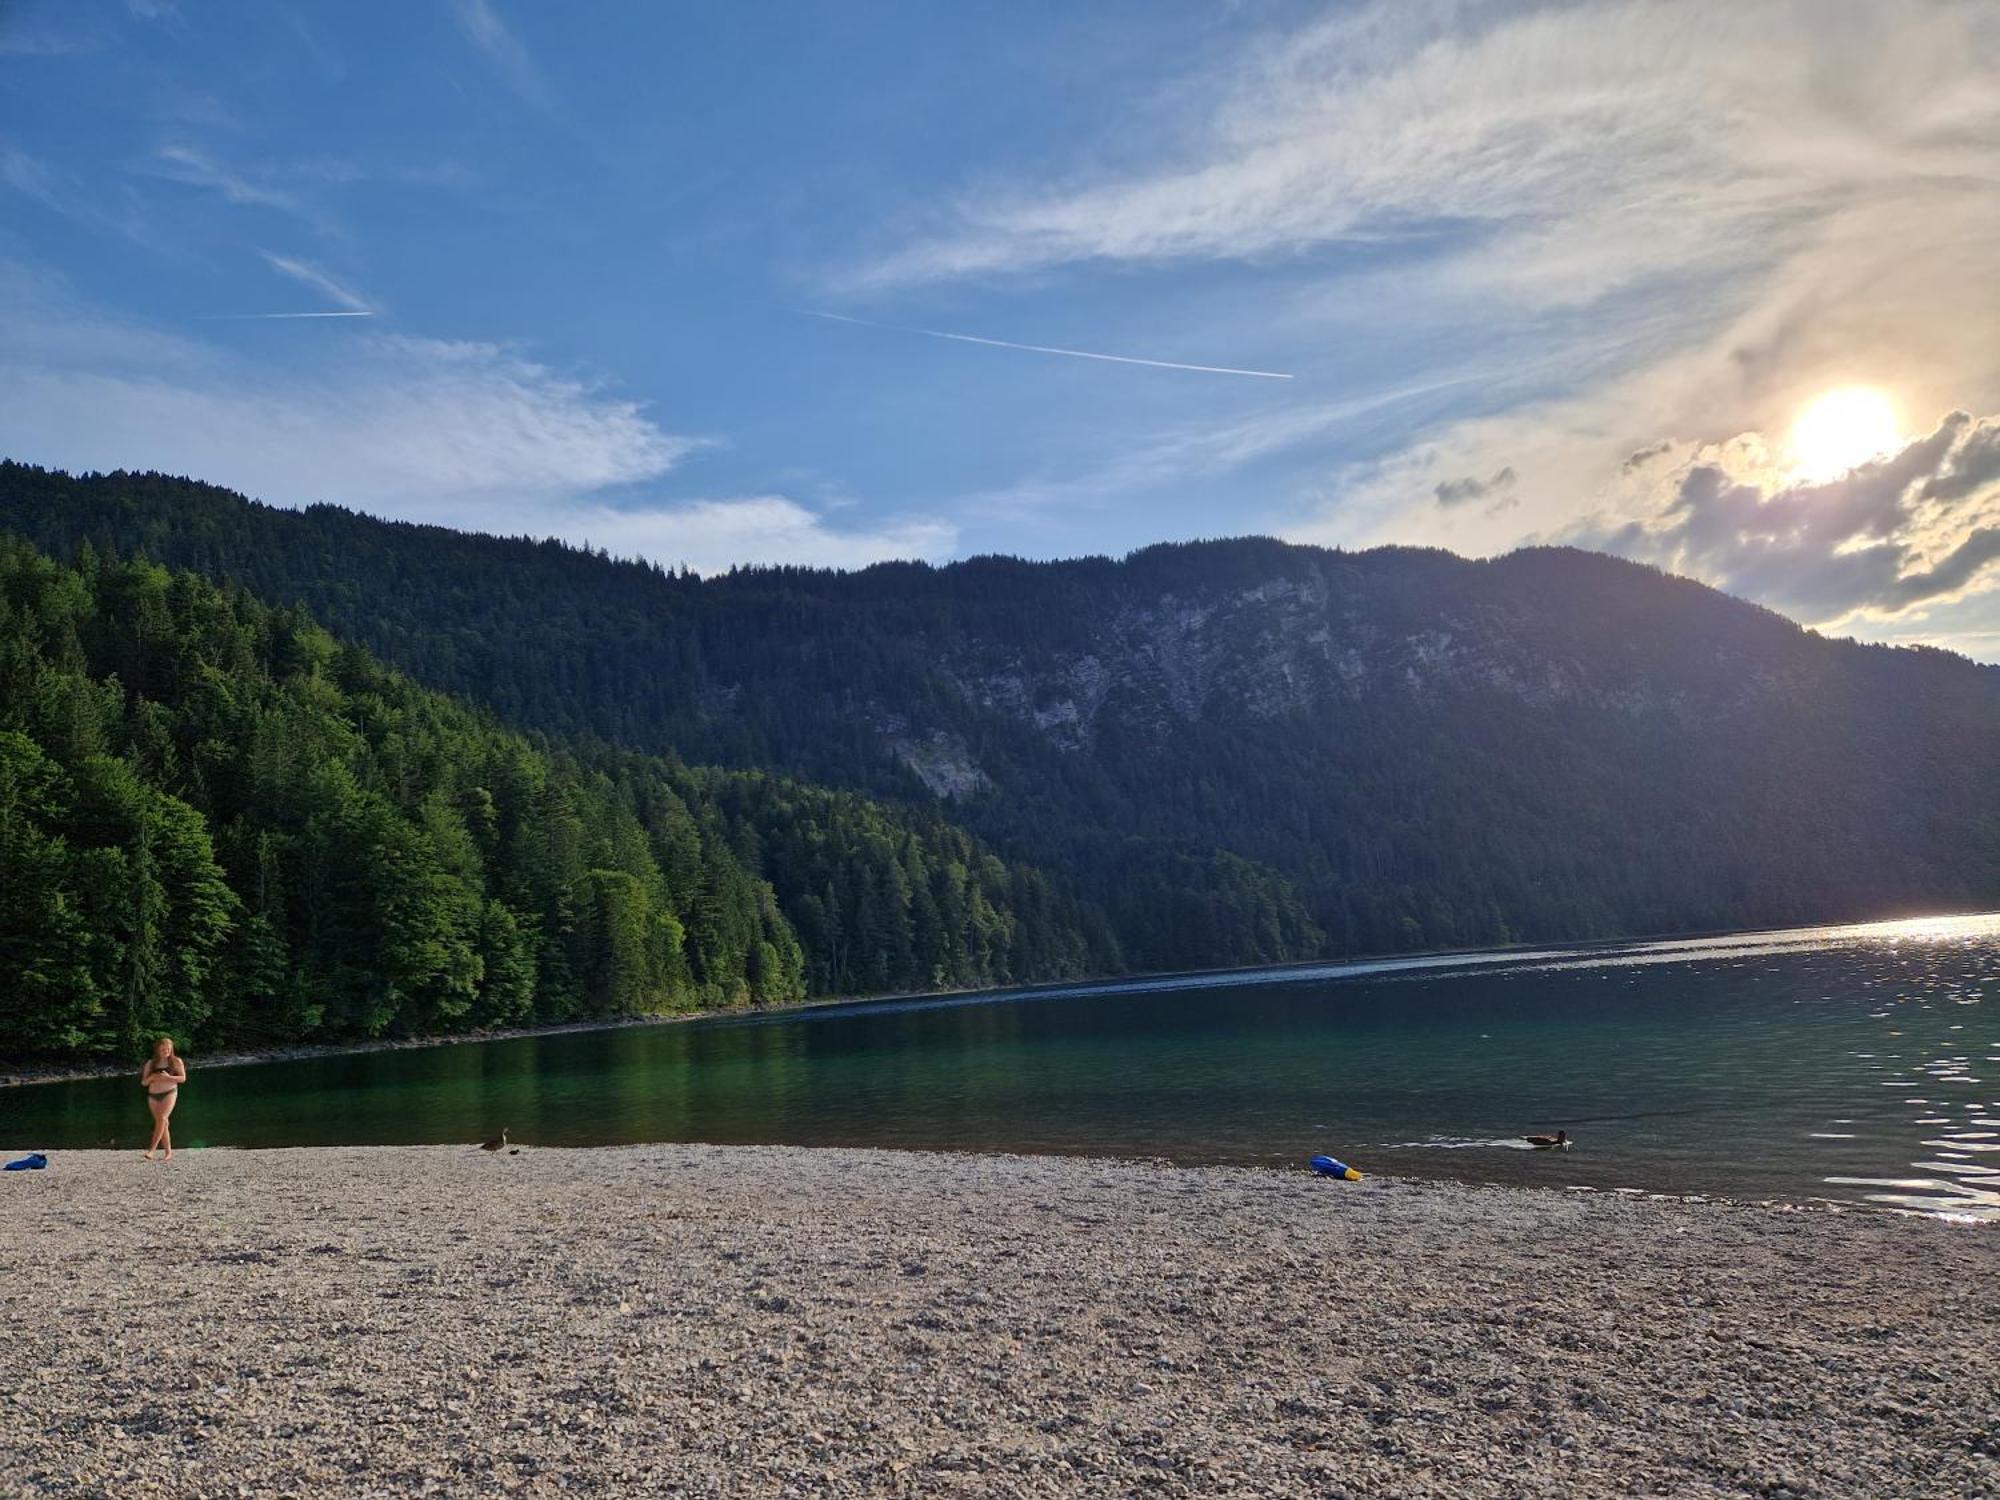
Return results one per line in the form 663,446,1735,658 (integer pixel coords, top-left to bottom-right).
1,1145,1994,1499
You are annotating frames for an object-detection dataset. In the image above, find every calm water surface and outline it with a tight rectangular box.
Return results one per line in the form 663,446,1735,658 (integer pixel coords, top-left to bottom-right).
7,914,1997,1222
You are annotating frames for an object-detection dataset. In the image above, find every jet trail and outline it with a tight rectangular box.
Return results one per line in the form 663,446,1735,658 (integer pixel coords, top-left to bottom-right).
808,311,1292,380
206,310,376,320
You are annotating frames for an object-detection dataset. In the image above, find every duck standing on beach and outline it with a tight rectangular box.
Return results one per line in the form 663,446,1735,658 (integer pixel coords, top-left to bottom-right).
478,1128,509,1153
1524,1130,1570,1150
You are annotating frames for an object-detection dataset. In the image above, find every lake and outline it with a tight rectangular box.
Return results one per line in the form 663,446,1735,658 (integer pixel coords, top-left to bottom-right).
7,913,1996,1222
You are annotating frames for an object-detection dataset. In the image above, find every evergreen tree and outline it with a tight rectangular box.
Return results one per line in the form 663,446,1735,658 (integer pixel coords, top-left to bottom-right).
0,535,1097,1061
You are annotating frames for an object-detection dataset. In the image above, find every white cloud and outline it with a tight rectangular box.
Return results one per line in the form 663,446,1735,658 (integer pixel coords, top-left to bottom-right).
449,0,552,111
2,337,691,510
260,252,373,314
2,140,159,246
873,1,1997,304
0,27,102,56
864,0,2000,654
561,497,957,575
150,142,310,220
960,373,1477,521
1433,466,1516,512
0,263,953,573
0,141,62,206
1570,411,2000,626
0,260,218,373
0,265,686,511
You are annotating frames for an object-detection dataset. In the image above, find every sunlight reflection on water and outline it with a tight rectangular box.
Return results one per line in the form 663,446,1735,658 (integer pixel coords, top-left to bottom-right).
5,911,1997,1222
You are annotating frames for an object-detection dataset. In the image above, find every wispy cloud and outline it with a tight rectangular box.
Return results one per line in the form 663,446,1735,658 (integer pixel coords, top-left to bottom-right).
807,311,1292,381
962,373,1477,521
876,0,1998,644
0,22,102,56
151,143,308,219
260,252,373,314
0,258,956,573
0,262,685,510
449,0,552,111
0,142,62,207
2,139,161,248
869,2,1993,300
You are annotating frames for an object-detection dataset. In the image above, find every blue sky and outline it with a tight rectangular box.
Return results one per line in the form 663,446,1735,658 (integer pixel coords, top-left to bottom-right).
4,1,2000,658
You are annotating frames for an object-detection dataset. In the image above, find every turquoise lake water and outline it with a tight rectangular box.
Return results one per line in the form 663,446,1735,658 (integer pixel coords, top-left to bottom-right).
6,914,1997,1222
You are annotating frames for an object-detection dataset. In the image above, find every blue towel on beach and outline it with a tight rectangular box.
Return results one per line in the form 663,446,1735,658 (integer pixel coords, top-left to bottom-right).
3,1153,48,1171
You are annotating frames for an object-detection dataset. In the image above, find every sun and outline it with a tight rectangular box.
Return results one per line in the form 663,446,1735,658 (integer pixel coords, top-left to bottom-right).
1787,386,1903,483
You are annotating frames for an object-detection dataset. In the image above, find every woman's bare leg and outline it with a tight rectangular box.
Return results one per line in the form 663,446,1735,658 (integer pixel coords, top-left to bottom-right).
144,1098,169,1159
159,1096,175,1160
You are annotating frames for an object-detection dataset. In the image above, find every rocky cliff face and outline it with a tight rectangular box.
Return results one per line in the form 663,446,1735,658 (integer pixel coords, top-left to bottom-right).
962,577,1343,746
882,724,993,798
881,550,1773,772
10,463,1994,968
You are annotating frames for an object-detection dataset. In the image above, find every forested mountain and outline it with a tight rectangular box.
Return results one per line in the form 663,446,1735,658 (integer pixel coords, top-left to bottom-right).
5,461,1998,977
0,536,1101,1059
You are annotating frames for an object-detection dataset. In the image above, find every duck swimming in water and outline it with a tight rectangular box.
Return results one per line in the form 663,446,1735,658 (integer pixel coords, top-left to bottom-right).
1524,1130,1570,1149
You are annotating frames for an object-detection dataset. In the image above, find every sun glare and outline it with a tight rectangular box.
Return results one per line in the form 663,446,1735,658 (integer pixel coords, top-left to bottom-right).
1788,386,1903,483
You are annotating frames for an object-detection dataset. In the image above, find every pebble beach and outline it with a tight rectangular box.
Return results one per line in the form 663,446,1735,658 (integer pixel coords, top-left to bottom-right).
3,1144,1994,1498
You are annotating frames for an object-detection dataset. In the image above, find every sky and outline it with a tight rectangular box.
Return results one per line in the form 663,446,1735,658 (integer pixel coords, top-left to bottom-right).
3,1,2000,659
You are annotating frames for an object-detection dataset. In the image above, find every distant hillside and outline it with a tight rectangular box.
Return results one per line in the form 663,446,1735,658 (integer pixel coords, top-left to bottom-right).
6,461,1997,969
0,535,1102,1060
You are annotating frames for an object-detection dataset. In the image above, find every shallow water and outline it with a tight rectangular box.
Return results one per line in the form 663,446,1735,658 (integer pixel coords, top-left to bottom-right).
7,913,1997,1222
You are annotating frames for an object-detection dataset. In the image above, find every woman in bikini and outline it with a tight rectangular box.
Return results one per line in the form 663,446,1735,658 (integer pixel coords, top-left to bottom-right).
141,1037,186,1161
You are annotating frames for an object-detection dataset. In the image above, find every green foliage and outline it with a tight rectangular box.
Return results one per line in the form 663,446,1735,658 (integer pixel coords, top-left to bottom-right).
660,764,1106,994
6,462,1994,988
0,730,234,1055
0,536,1098,1060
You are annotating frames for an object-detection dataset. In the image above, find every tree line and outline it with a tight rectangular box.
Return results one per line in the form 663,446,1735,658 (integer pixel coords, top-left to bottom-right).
3,461,1995,983
0,537,1103,1060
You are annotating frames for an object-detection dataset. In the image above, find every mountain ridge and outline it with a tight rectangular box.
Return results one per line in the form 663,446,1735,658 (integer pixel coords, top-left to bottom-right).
4,460,1995,971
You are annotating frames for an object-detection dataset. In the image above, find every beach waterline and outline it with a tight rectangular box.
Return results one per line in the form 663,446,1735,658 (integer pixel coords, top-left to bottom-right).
5,913,1996,1221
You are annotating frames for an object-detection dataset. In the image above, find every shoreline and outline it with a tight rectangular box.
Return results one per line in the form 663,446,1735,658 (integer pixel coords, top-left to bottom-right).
0,985,989,1089
4,1143,1993,1497
5,1140,1987,1230
12,906,1990,1090
0,1010,725,1090
0,1142,1959,1224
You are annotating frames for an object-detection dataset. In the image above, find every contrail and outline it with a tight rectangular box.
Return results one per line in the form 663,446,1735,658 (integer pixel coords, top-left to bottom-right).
808,310,1293,381
203,310,376,320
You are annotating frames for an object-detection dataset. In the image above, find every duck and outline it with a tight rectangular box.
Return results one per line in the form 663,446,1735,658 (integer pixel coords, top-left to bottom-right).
1524,1130,1571,1150
478,1127,509,1153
